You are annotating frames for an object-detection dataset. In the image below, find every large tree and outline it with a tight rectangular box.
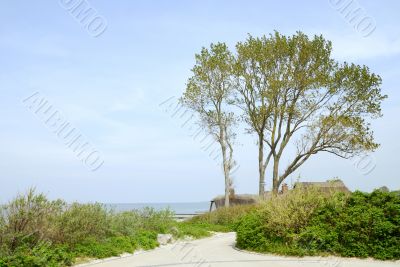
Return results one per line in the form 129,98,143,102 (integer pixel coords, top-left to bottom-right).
234,32,386,195
181,43,236,206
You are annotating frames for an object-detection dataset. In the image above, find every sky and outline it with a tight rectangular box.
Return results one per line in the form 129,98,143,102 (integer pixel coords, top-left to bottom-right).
0,0,399,203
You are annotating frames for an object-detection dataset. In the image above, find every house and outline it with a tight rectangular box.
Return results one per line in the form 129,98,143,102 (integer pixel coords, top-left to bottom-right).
210,179,351,210
209,194,258,211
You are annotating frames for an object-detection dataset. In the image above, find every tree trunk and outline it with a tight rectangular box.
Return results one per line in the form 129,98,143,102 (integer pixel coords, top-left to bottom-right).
258,135,265,197
223,160,230,208
220,129,230,207
272,157,280,195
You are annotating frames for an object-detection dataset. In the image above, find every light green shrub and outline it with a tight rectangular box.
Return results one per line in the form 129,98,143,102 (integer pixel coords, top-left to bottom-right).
56,203,111,245
258,186,346,239
0,188,65,252
189,204,256,228
111,207,174,236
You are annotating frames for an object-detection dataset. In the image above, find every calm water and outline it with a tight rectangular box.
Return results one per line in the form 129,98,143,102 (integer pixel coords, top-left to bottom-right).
105,202,210,214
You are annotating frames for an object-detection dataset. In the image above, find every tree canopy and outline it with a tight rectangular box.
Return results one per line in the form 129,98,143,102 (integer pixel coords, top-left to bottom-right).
183,31,386,196
181,43,237,206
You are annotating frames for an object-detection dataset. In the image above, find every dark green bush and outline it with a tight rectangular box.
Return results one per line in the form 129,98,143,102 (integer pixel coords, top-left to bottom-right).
0,242,73,267
73,235,139,259
298,190,400,259
131,231,158,250
236,190,400,260
235,211,268,251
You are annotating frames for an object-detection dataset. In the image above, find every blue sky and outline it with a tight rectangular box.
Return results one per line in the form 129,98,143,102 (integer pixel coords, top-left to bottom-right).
0,0,399,203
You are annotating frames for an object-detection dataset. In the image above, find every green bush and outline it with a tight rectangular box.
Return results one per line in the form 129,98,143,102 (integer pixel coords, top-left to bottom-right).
178,204,257,239
56,202,112,245
73,235,139,259
235,211,268,251
0,189,65,252
298,190,400,259
189,204,256,229
0,242,73,267
111,207,174,236
111,211,142,236
0,189,175,266
131,231,158,250
235,189,400,260
135,207,175,233
175,223,211,239
236,186,344,251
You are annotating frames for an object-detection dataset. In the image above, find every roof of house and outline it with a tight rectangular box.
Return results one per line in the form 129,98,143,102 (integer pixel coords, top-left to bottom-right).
294,179,350,193
212,194,259,202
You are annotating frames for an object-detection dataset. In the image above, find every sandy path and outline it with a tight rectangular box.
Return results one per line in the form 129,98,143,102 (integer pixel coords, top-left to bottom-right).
78,232,400,267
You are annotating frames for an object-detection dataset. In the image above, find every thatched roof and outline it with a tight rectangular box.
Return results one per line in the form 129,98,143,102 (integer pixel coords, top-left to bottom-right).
212,194,259,202
294,179,350,193
211,194,259,209
210,180,350,210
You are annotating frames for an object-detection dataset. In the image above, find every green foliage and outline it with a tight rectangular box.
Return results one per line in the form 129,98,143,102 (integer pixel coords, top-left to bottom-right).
235,211,268,252
257,186,346,239
56,203,111,245
73,236,135,259
199,31,387,194
298,190,400,259
177,204,257,239
181,42,236,136
176,221,232,239
189,204,256,229
110,207,174,236
0,189,173,266
175,223,212,239
0,242,73,267
235,190,400,260
181,42,237,207
131,231,158,250
0,188,65,252
235,186,341,252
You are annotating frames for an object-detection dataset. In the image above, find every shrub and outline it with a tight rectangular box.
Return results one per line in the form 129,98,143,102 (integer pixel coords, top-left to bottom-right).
236,186,345,250
0,189,65,252
111,211,142,236
263,187,341,235
131,231,158,250
175,223,211,239
235,211,268,251
73,235,139,259
0,242,73,267
181,204,257,239
56,203,111,245
110,207,174,237
136,207,175,233
298,190,400,259
0,189,176,266
189,204,256,229
236,189,400,260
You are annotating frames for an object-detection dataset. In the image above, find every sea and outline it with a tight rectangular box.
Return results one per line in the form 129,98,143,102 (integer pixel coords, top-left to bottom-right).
104,202,210,214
